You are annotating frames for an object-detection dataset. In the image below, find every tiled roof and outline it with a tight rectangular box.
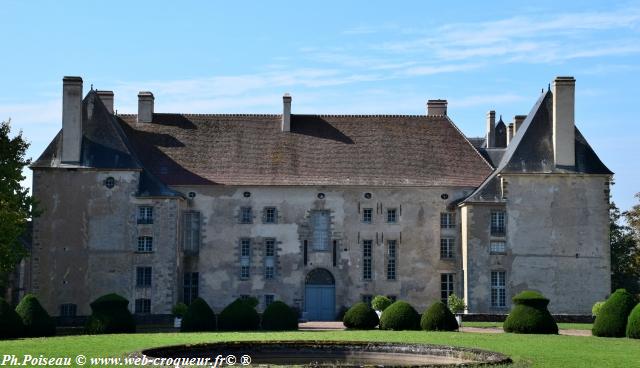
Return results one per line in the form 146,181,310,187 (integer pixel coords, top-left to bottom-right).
116,113,494,187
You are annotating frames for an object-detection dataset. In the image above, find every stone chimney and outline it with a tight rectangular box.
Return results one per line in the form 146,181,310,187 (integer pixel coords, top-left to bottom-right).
552,76,576,167
486,110,496,148
96,90,114,114
282,93,292,132
506,123,514,145
514,115,526,133
61,76,83,163
426,100,447,116
137,91,154,123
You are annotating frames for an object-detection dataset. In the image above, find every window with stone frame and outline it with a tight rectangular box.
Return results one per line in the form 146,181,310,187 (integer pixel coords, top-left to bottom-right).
183,272,199,305
440,238,455,259
264,294,275,307
311,210,330,251
440,212,456,229
264,238,276,279
136,267,152,287
440,273,454,303
490,211,506,236
182,211,201,253
137,206,153,224
263,207,278,224
240,207,253,224
135,298,151,314
386,240,397,280
363,240,373,280
387,208,398,223
490,241,506,254
137,236,153,253
59,303,77,317
491,271,506,307
362,208,373,223
240,238,251,279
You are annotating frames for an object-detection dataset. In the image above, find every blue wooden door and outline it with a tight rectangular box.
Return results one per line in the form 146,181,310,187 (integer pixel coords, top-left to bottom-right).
305,285,335,321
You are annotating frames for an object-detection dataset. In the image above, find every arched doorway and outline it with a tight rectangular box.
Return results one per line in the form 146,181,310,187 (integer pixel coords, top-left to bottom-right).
304,268,335,321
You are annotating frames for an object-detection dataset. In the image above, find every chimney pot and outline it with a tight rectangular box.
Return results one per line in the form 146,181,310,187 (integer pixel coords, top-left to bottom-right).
426,99,447,116
552,76,576,167
486,110,496,148
96,90,114,114
282,93,292,132
61,76,83,163
507,123,514,145
137,91,155,123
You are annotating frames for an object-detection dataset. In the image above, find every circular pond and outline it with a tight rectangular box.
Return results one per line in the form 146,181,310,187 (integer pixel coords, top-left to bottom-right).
141,341,511,367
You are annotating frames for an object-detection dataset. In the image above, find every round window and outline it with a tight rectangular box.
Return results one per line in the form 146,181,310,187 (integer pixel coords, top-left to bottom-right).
317,193,326,199
243,191,251,198
364,192,372,199
105,177,115,189
441,193,449,200
188,192,196,198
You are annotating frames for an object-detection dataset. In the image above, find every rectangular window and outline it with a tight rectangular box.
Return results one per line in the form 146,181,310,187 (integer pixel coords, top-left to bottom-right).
491,271,506,307
240,207,253,224
135,298,151,314
387,208,398,223
491,211,506,236
490,241,506,254
264,238,276,279
440,274,454,303
136,267,152,287
183,272,199,305
264,294,275,307
440,212,455,229
387,295,397,302
311,210,330,250
240,238,251,279
440,238,454,259
137,206,153,224
362,208,373,224
264,207,277,224
303,240,308,266
332,240,337,267
362,294,373,306
386,240,397,280
182,211,201,253
363,240,372,280
137,236,153,252
59,303,77,317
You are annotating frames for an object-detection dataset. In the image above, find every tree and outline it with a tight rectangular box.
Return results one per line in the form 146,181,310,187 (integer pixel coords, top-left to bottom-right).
0,119,37,292
610,201,640,294
625,193,640,241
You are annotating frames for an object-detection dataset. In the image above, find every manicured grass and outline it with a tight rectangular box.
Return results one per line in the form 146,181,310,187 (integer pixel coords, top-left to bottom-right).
463,322,593,330
0,330,637,367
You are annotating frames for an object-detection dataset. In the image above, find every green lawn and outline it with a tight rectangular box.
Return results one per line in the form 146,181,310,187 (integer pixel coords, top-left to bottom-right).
0,330,638,367
463,322,594,330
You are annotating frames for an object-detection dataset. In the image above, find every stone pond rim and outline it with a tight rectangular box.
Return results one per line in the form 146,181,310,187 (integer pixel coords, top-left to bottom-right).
140,341,512,367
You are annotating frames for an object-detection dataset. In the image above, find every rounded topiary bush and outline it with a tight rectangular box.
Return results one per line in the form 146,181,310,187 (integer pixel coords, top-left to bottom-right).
371,295,393,312
592,289,637,337
15,294,55,337
218,298,260,331
379,301,420,331
626,303,640,339
420,301,458,331
85,293,135,334
343,302,379,330
261,301,298,331
592,301,605,318
181,297,216,332
0,298,24,339
503,290,558,334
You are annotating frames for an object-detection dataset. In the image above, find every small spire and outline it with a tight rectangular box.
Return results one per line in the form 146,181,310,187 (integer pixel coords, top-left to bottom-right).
541,88,544,93
548,83,550,91
90,84,94,91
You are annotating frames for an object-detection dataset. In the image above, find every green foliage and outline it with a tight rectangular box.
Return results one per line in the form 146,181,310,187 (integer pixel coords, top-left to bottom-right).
15,294,55,337
503,290,558,334
626,303,640,338
342,302,379,330
181,298,216,332
592,301,605,317
371,295,392,312
171,303,188,318
379,301,420,331
592,289,637,337
0,297,23,339
85,293,135,334
218,298,260,331
420,301,458,331
610,202,640,294
261,301,298,331
447,294,466,314
239,296,259,308
0,120,38,290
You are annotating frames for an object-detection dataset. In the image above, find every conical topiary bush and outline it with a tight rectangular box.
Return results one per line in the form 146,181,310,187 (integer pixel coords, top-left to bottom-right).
592,289,637,337
420,301,458,331
15,294,56,337
218,298,260,331
85,293,135,334
503,290,558,334
0,298,24,339
181,297,216,332
343,302,379,330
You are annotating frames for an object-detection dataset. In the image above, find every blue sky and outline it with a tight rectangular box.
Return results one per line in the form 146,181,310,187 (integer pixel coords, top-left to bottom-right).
1,0,639,211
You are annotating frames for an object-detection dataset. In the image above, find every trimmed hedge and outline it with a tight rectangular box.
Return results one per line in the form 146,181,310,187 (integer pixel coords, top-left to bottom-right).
85,293,135,334
261,301,298,331
593,289,637,337
15,294,55,337
218,298,260,331
343,302,379,330
592,301,605,318
627,303,640,339
181,298,216,332
503,291,558,334
371,295,393,312
0,298,24,339
379,301,420,331
420,301,458,331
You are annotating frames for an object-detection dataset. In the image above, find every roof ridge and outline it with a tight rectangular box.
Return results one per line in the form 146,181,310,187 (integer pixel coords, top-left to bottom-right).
117,113,434,118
